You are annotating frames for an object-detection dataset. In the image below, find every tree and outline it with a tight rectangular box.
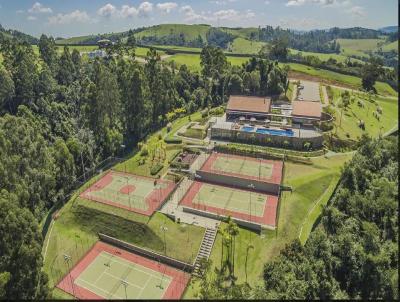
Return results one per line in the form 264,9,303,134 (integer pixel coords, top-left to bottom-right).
0,68,15,111
38,34,58,73
0,192,49,299
362,57,383,92
228,74,243,95
57,46,76,86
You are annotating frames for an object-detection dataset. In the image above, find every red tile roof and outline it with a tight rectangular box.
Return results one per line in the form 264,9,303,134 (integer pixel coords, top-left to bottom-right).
292,100,321,118
226,95,271,114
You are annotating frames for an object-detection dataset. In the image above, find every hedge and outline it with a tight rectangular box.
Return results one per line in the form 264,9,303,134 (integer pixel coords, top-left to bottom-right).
164,137,182,144
150,163,164,175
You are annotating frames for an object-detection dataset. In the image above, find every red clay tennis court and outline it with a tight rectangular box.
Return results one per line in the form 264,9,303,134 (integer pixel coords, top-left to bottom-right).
200,152,283,185
80,171,176,216
57,241,190,299
180,181,279,228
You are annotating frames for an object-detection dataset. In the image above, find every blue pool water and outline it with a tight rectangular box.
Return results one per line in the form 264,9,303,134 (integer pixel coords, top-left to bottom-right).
255,128,295,137
242,126,255,132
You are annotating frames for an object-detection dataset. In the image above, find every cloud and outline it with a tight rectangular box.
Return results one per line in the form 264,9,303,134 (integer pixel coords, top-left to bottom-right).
286,0,350,6
16,10,24,14
97,3,118,18
156,2,178,14
48,10,91,25
279,17,322,29
28,2,52,14
27,16,37,21
138,2,154,17
180,5,255,22
209,0,237,5
120,5,138,18
349,6,366,17
265,1,270,4
286,0,306,6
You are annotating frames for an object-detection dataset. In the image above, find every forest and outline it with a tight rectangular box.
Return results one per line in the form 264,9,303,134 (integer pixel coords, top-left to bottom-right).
0,33,289,299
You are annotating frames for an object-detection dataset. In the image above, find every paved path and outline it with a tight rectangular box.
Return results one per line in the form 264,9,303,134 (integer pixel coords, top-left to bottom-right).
159,177,220,230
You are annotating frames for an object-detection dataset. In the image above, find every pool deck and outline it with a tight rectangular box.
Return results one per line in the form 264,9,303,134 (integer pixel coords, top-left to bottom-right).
212,117,321,138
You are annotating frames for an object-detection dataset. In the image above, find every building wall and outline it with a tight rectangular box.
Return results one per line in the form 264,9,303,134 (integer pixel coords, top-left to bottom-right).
211,127,324,150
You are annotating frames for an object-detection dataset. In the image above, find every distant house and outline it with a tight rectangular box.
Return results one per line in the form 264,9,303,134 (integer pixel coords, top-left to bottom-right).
97,39,113,48
87,49,107,59
291,100,322,125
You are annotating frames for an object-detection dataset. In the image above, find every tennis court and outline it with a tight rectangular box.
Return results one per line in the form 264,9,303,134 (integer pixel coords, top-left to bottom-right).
57,241,189,299
201,152,283,184
180,181,279,227
80,171,176,216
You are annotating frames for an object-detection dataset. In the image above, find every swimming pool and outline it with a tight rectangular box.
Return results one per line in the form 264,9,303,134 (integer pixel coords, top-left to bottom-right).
255,128,295,137
242,126,255,132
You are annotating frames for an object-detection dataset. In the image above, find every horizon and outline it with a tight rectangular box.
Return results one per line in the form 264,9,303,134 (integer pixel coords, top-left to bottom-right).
0,0,398,38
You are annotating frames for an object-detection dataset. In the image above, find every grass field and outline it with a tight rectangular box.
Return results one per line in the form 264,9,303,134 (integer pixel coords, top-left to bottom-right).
228,37,266,54
184,152,353,298
381,40,398,52
289,48,364,64
135,24,211,41
337,38,384,57
327,87,398,141
286,62,397,97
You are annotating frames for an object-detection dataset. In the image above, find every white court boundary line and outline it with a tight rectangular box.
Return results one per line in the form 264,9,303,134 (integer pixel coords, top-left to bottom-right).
74,251,171,299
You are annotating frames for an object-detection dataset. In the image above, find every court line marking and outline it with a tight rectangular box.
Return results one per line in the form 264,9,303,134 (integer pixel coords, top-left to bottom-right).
99,252,172,283
102,271,144,290
75,278,124,299
194,185,266,217
137,275,152,299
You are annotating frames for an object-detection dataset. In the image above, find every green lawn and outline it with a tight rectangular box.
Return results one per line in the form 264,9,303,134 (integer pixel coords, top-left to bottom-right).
381,40,398,52
285,62,397,97
327,87,399,141
228,37,266,54
289,48,364,64
184,153,353,298
337,38,384,58
135,24,211,41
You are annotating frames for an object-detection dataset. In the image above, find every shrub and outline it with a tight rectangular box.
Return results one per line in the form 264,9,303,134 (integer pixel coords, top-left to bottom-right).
182,128,206,139
209,106,225,116
201,108,209,118
140,144,149,156
164,137,182,144
150,163,163,175
167,122,172,132
303,142,312,151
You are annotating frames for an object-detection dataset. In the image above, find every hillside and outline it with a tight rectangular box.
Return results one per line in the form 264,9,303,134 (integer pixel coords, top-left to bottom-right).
0,24,38,44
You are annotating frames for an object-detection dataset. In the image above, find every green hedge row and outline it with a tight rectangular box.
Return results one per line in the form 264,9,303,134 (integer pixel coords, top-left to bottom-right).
164,137,182,144
150,163,164,175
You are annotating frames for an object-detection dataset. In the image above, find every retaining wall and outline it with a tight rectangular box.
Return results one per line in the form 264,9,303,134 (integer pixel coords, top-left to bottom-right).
98,233,194,273
195,170,280,195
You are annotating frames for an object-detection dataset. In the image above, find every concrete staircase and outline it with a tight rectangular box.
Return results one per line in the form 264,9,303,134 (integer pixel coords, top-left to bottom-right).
193,228,218,277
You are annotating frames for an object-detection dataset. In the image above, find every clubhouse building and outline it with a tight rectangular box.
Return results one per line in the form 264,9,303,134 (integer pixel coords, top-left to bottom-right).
211,95,327,150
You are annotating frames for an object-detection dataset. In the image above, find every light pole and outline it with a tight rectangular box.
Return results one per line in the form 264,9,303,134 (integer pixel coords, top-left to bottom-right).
64,254,75,298
247,184,255,245
120,144,126,172
160,224,168,255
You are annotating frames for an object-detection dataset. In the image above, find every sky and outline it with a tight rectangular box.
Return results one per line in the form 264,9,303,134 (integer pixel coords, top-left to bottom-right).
0,0,398,38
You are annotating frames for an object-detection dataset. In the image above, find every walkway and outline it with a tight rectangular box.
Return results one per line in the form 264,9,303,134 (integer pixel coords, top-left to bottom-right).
159,177,220,230
192,228,218,277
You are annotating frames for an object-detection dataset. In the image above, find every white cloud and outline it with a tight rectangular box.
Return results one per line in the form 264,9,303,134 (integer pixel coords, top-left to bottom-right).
48,10,91,25
16,10,24,14
138,2,154,17
180,5,254,23
349,6,366,18
27,16,37,21
265,1,270,4
279,17,323,29
209,0,237,5
97,3,118,18
120,5,138,18
286,0,350,6
156,2,178,14
286,0,306,6
28,2,52,14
